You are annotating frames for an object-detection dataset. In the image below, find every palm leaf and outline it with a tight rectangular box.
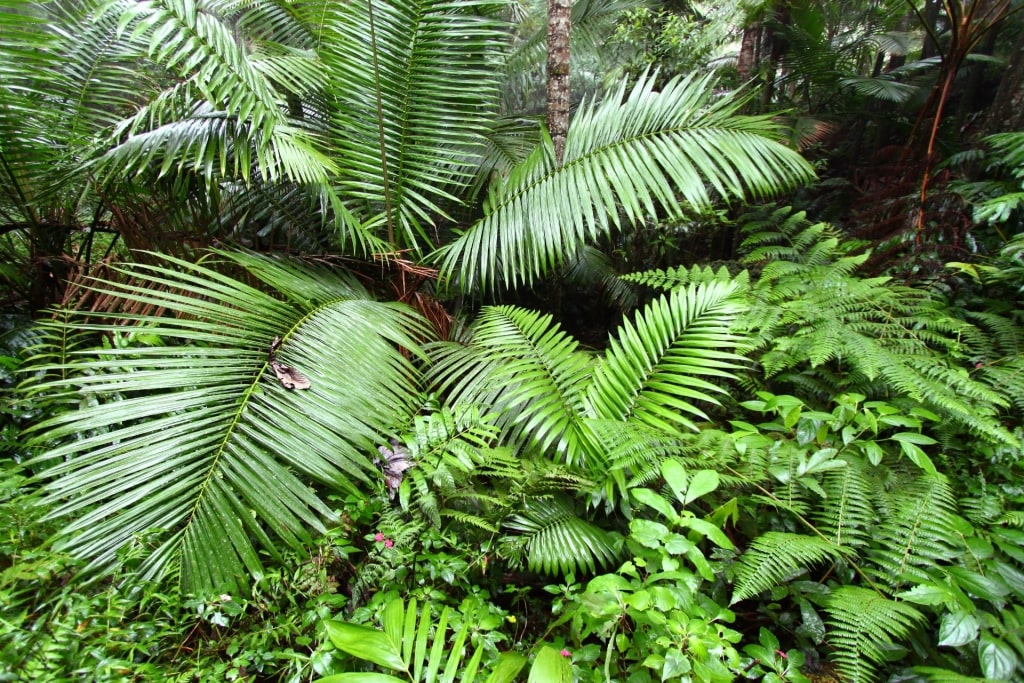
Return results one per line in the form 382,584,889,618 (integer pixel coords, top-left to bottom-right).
322,597,527,683
94,0,333,186
585,280,749,433
24,250,428,594
436,71,815,290
503,496,622,576
318,0,508,252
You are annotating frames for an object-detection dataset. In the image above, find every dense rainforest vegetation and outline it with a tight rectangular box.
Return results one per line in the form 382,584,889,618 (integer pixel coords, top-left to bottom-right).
2,0,1023,681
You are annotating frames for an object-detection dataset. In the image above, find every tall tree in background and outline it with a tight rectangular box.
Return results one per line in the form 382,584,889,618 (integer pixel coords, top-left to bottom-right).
547,0,572,164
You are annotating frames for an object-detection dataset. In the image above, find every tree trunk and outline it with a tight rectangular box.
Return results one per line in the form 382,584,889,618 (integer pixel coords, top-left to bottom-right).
980,15,1024,134
737,21,760,82
546,0,571,166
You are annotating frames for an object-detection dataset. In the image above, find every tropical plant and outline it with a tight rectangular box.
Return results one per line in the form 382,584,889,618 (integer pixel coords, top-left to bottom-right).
319,596,573,682
22,251,428,595
725,391,1024,683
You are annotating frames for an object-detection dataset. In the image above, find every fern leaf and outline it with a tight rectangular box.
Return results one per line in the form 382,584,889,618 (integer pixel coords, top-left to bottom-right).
868,473,964,587
731,531,848,604
825,586,925,683
814,461,877,549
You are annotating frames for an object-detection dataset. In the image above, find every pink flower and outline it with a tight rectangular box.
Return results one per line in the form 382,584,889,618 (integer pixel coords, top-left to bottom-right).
560,649,571,657
373,533,384,542
384,539,394,548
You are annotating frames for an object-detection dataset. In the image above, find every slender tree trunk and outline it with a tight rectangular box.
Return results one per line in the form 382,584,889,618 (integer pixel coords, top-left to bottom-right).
737,21,759,82
921,0,942,59
546,0,571,166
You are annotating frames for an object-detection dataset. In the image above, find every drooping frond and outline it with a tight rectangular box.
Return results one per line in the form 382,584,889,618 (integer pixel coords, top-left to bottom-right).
585,280,750,433
437,71,815,291
427,305,594,465
824,586,926,683
317,0,507,252
839,75,919,103
730,531,849,604
24,251,427,594
94,0,333,186
502,495,622,576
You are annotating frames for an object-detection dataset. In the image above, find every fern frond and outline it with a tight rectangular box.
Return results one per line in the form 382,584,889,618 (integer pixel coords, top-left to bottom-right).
730,531,848,604
814,461,877,550
868,473,964,587
620,264,740,292
825,586,925,683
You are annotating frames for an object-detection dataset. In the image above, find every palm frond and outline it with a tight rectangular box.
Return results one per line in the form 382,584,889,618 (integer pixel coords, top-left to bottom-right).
585,280,750,433
437,71,815,291
24,250,428,594
318,0,508,252
93,0,333,187
502,495,622,576
839,75,919,103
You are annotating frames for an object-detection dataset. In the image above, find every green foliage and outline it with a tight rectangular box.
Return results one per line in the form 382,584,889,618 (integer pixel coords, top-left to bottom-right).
0,468,355,681
585,280,749,433
824,587,925,683
23,251,428,595
742,628,811,683
436,71,814,291
559,481,743,682
737,207,1017,446
502,496,622,576
320,597,528,683
318,0,508,252
730,532,850,604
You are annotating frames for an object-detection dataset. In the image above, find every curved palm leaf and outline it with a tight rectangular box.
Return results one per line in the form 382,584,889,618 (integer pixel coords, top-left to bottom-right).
436,70,815,291
585,280,749,433
24,251,428,594
427,306,594,465
94,0,333,186
317,0,508,252
503,495,622,576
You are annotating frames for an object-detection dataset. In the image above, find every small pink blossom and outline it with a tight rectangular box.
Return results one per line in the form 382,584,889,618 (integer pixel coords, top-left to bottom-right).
560,649,571,657
373,533,384,542
384,538,394,548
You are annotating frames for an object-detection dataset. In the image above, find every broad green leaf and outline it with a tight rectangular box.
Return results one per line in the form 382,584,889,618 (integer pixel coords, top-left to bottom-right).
938,610,980,647
324,621,405,671
897,439,937,474
662,459,690,505
979,632,1018,680
684,469,720,505
632,487,676,521
484,653,528,683
528,645,573,683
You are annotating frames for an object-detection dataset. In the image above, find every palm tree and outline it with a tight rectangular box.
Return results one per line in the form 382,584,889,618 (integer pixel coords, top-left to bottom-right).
15,0,815,593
